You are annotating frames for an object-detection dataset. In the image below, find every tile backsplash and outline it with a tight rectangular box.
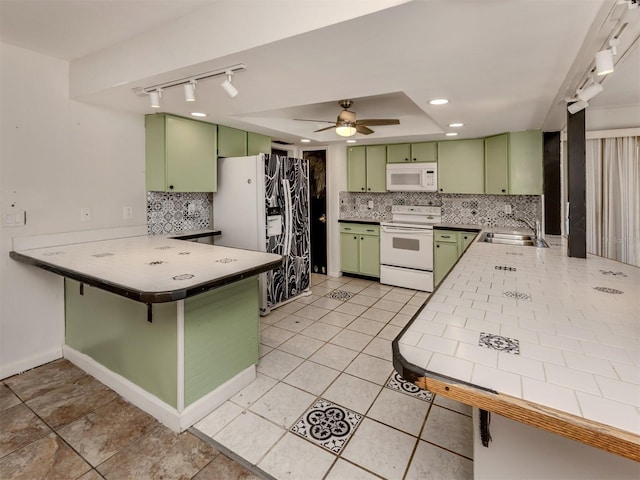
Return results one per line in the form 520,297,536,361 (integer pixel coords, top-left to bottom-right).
339,192,541,228
147,191,212,235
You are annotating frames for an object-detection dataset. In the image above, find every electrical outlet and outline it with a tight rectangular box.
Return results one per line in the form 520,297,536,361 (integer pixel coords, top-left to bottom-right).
80,208,91,222
3,210,25,227
123,206,133,220
503,204,512,214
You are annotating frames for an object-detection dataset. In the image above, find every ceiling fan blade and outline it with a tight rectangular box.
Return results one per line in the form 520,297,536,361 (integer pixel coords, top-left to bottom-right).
356,125,374,135
314,125,337,133
294,118,335,124
356,119,400,126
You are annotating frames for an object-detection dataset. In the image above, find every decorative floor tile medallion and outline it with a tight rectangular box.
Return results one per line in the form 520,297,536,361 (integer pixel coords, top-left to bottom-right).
479,332,520,355
593,286,624,295
503,291,531,301
291,399,362,454
154,246,174,250
599,270,627,277
147,260,165,266
92,252,114,258
495,265,516,271
216,257,237,264
172,274,194,281
327,290,354,301
385,371,433,402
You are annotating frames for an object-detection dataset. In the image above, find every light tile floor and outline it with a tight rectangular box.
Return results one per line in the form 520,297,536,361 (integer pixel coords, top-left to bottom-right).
195,274,474,480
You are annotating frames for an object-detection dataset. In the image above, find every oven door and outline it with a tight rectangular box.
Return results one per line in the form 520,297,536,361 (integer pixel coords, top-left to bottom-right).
380,225,433,270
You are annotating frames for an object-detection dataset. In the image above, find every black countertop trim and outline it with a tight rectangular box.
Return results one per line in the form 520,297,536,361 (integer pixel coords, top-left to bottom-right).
170,230,222,241
9,250,283,304
434,225,482,232
338,219,380,225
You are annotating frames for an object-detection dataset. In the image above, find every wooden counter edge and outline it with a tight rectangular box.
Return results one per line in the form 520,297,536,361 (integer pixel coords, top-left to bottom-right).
415,375,640,462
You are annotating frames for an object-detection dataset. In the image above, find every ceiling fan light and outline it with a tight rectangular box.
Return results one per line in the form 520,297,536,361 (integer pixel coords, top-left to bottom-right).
336,123,356,137
595,49,614,75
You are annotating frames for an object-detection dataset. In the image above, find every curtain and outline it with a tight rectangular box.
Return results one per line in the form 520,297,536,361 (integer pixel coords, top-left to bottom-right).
586,136,640,267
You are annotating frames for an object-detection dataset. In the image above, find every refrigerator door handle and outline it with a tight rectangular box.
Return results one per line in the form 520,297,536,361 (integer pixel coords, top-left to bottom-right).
282,178,293,256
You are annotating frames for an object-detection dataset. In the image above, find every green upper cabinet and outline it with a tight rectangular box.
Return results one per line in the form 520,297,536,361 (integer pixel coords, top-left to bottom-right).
217,125,247,158
387,142,437,163
411,142,438,162
509,130,543,194
247,132,272,155
347,145,386,192
387,143,411,163
145,113,217,192
437,138,484,194
485,133,509,194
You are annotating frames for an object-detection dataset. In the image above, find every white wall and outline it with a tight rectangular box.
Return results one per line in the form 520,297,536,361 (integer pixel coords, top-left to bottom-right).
0,43,146,379
326,143,347,277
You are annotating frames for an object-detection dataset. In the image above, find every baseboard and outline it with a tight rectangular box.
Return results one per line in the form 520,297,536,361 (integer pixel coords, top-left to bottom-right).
0,347,63,380
63,345,255,433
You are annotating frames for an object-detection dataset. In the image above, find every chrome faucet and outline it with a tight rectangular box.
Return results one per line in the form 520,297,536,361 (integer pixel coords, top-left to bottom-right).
516,217,546,247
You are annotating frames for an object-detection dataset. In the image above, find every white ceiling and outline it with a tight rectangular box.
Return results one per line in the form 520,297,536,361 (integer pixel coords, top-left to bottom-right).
1,0,638,145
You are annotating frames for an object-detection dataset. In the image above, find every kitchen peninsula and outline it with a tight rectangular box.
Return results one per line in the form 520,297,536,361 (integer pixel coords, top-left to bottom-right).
10,235,282,432
393,236,639,478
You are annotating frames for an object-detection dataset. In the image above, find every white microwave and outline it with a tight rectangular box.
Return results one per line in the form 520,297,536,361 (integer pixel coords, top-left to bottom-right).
386,162,438,191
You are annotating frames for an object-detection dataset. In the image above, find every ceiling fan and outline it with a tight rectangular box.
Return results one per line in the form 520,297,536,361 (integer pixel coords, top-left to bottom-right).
294,99,400,136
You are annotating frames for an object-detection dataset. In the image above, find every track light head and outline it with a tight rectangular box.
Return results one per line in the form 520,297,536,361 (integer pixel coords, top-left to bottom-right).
595,49,614,75
149,89,161,108
567,100,589,114
221,70,238,98
184,81,196,102
577,82,603,102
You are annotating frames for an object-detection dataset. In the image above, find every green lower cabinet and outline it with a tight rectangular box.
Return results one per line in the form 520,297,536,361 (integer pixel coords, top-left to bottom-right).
434,230,478,286
340,223,380,277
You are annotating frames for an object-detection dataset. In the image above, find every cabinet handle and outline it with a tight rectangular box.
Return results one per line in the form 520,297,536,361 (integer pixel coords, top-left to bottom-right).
405,158,409,162
344,227,352,231
441,235,451,238
464,236,468,239
436,245,440,248
361,237,364,240
361,187,365,191
366,229,375,232
354,236,357,239
413,158,417,162
440,188,443,192
169,185,174,190
367,187,371,191
501,189,506,193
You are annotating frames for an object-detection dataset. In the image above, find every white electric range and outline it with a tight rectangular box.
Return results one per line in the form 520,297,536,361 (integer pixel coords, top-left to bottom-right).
379,205,442,292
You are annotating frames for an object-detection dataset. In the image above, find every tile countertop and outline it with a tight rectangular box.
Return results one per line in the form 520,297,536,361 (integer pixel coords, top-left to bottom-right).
338,218,381,225
10,235,282,303
392,234,640,461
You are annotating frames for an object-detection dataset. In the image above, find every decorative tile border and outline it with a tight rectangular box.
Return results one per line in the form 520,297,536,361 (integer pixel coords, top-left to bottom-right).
327,290,354,301
291,398,362,454
479,333,520,355
593,286,624,295
385,371,434,402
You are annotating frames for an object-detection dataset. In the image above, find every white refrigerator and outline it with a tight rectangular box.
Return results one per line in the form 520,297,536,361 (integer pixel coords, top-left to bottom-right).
213,154,311,314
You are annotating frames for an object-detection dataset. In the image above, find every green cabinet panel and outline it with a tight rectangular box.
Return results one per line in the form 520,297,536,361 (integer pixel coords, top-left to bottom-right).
509,130,543,194
217,125,247,158
340,223,380,277
411,142,438,162
485,133,509,194
437,139,485,194
460,231,478,253
347,146,386,192
434,241,459,286
387,143,411,163
145,113,217,192
247,132,272,155
366,145,387,192
65,279,179,407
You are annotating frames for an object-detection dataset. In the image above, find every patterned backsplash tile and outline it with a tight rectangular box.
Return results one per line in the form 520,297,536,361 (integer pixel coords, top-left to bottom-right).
339,191,541,228
147,191,212,235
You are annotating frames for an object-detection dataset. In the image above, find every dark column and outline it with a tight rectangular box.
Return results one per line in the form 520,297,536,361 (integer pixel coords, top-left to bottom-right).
543,132,561,235
567,109,586,258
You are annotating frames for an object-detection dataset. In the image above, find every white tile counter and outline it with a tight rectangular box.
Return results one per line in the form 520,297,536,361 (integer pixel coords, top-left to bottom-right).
393,234,640,461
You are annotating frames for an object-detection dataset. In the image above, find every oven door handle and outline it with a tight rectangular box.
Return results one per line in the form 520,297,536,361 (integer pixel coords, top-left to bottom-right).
381,226,433,234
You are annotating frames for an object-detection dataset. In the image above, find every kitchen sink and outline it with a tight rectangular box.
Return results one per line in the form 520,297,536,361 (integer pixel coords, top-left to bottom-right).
479,232,548,248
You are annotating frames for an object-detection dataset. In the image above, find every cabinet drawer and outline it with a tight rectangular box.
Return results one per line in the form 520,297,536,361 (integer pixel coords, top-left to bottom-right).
434,230,458,243
340,223,379,236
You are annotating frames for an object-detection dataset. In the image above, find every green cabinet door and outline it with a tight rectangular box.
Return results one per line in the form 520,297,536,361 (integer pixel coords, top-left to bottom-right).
434,242,459,286
387,143,411,163
347,146,367,192
485,133,509,194
411,142,438,162
509,130,543,194
359,234,380,277
340,233,360,273
217,125,247,157
366,145,387,192
247,132,271,155
459,231,478,253
145,114,217,192
437,139,485,194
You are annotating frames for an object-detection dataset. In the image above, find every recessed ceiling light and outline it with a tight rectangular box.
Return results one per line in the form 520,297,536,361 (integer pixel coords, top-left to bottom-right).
449,122,463,128
429,98,449,105
346,139,357,143
190,112,207,117
445,132,458,136
300,139,311,143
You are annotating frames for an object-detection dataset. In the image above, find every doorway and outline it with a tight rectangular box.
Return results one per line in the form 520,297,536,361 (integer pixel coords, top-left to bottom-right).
303,149,327,274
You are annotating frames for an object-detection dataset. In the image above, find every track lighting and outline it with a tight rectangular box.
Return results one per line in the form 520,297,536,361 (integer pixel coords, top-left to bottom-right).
220,70,238,98
184,80,196,102
595,49,614,75
567,100,589,114
577,82,603,102
149,90,161,108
